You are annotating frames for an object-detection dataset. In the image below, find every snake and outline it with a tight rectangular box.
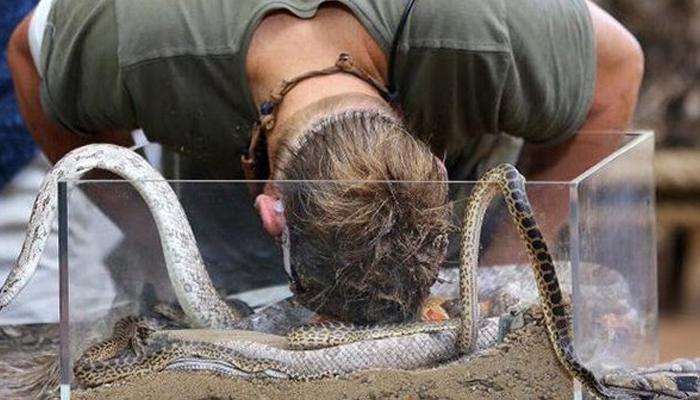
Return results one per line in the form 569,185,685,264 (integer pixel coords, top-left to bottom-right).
0,144,619,398
602,359,700,399
0,144,246,328
73,315,501,387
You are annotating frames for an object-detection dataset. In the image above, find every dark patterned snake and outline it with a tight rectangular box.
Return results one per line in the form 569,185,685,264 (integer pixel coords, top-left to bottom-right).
0,144,629,397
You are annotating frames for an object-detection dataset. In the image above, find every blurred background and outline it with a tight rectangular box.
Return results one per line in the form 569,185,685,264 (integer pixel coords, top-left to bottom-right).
596,0,700,360
0,0,698,362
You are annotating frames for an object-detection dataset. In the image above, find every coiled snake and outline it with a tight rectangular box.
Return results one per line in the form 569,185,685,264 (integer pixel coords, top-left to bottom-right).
0,144,618,398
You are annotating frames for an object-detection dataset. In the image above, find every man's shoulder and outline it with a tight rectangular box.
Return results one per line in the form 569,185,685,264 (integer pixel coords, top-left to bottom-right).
405,0,510,53
349,0,510,54
115,0,256,67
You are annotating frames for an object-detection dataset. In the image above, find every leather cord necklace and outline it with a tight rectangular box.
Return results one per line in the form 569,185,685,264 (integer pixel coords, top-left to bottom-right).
240,0,418,196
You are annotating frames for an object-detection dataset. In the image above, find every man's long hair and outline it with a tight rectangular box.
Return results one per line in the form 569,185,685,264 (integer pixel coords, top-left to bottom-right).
276,107,451,324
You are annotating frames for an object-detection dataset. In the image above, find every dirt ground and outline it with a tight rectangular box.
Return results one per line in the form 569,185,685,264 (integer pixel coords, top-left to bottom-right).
3,310,697,399
71,319,574,400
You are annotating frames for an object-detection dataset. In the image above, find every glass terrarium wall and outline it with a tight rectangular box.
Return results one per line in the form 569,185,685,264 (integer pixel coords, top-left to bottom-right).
448,131,656,373
571,132,657,369
58,131,655,399
58,177,289,394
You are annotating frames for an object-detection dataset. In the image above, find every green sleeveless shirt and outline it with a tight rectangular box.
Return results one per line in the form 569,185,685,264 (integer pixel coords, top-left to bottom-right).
39,0,595,179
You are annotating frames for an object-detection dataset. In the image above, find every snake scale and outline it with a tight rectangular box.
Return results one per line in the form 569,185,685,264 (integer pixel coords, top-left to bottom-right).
0,145,244,328
0,144,617,398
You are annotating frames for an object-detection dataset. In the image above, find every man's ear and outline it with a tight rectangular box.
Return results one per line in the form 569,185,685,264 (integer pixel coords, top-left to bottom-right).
255,194,286,237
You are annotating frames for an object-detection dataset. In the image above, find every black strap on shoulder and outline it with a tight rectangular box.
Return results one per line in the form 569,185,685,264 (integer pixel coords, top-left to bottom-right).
386,0,418,103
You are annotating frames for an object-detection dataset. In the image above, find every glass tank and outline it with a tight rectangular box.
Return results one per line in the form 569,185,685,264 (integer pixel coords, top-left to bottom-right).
56,131,655,399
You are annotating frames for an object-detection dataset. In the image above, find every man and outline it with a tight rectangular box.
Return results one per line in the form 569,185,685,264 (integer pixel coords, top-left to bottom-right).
7,0,643,324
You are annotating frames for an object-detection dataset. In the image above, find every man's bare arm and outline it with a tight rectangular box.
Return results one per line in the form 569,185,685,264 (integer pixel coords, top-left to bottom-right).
484,2,644,265
520,0,644,181
7,12,134,162
580,0,644,132
8,12,159,244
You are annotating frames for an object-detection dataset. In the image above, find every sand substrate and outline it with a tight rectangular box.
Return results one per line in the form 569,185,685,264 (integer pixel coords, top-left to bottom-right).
72,320,574,400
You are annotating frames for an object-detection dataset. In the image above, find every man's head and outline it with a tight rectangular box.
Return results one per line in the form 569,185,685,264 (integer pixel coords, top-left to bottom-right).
257,94,451,324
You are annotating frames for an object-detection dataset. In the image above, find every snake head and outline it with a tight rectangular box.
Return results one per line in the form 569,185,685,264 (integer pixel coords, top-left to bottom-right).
420,297,450,321
0,281,18,310
0,268,26,307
